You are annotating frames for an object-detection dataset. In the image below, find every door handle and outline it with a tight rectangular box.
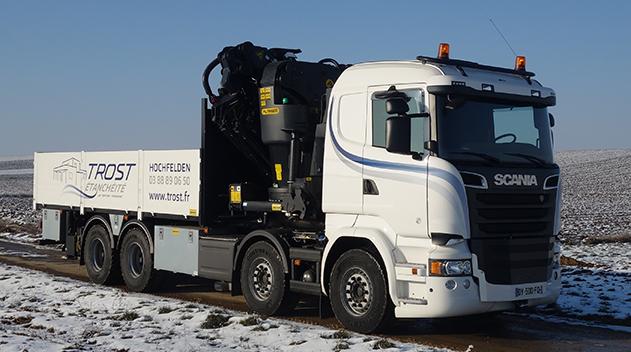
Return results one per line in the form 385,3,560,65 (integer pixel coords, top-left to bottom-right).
363,179,379,195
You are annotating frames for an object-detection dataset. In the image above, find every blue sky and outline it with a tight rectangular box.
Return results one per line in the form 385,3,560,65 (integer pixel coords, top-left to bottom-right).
1,1,630,156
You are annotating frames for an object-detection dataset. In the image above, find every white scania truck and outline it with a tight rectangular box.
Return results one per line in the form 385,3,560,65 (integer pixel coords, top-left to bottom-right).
33,42,561,333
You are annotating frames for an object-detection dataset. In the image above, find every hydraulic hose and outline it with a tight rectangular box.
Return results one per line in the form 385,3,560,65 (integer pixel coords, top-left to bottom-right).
202,57,221,104
318,58,340,67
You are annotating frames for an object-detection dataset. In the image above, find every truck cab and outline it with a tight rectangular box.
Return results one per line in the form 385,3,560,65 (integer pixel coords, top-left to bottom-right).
321,45,560,327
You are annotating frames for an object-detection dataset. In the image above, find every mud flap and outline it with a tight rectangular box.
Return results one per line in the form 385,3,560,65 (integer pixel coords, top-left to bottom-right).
319,294,333,319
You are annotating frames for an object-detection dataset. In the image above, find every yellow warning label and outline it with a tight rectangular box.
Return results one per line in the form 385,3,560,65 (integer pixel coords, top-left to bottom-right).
262,107,280,116
230,185,241,204
260,100,266,107
189,208,198,216
271,203,282,211
274,164,283,181
260,92,271,100
260,87,271,93
172,228,180,236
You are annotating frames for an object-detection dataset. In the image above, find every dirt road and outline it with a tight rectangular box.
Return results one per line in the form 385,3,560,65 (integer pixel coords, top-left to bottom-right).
0,239,629,352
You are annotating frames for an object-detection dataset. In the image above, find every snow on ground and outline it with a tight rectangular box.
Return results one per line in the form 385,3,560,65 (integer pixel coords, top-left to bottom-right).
557,266,631,321
0,263,448,352
0,232,42,244
563,243,631,273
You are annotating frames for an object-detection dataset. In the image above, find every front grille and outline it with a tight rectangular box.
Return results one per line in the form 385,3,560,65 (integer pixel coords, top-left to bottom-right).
467,188,556,285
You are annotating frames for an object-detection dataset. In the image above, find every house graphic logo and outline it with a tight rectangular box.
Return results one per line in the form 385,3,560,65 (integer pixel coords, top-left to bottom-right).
53,158,97,199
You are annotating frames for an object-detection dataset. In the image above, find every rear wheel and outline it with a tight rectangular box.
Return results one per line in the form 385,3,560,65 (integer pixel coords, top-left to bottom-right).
240,241,294,316
84,224,120,285
120,228,159,292
329,249,392,333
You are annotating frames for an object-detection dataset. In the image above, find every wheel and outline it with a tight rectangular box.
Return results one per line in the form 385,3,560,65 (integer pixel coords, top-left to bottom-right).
329,249,392,333
84,224,120,285
120,228,160,292
240,241,294,316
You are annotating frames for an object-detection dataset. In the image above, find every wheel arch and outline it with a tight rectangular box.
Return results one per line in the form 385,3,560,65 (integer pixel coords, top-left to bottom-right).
80,215,114,265
82,215,114,247
231,229,290,295
119,220,154,254
321,228,399,306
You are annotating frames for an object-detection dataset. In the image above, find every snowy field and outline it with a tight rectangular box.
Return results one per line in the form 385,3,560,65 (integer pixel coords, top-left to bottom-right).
0,171,36,225
549,150,631,324
0,263,445,352
0,150,630,336
0,157,33,171
0,157,36,225
556,149,631,244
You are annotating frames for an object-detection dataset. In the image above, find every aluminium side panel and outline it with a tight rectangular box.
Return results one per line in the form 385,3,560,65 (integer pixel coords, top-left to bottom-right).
142,150,200,218
154,225,199,275
33,149,200,218
34,151,140,212
33,152,85,208
80,151,140,212
41,209,62,241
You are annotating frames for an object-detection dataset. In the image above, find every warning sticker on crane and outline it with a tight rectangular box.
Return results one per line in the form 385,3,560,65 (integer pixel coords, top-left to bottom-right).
261,107,279,116
259,87,272,100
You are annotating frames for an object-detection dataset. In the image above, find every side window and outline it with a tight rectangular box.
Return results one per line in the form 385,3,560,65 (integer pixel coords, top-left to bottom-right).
371,89,426,153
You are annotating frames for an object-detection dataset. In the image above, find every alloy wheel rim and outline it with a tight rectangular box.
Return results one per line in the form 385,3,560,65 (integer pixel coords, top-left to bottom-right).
251,258,273,301
90,238,106,272
128,242,145,278
342,268,373,316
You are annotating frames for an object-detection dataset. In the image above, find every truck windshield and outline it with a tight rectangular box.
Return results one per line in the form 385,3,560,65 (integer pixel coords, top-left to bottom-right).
437,98,554,166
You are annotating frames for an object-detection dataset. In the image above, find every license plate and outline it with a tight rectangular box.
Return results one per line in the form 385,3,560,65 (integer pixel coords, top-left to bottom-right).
514,284,545,298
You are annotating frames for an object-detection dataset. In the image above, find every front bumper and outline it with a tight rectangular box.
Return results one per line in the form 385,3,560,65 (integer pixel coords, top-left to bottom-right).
393,272,561,319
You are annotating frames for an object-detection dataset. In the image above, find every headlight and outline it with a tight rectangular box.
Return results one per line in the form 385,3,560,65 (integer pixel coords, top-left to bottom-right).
429,259,472,276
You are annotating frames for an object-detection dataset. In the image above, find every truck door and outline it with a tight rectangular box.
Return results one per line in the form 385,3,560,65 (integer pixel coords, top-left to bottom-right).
362,84,429,239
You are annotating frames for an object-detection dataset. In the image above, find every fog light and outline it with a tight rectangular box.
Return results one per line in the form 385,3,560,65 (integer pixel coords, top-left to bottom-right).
553,254,560,269
445,280,457,290
463,279,471,289
302,269,315,283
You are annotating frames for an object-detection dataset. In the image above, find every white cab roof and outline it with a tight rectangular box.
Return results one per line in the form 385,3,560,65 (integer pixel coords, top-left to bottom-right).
334,60,555,100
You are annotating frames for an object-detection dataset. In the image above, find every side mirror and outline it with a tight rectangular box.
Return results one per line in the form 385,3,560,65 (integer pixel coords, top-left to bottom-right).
375,85,424,155
386,97,409,115
385,116,411,154
424,140,438,153
549,113,555,127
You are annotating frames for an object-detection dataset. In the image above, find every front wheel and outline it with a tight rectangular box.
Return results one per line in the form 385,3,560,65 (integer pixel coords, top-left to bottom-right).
329,249,392,333
240,241,294,316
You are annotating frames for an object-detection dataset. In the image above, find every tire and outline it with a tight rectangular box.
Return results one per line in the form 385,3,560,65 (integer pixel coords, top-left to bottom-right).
120,228,160,292
329,249,393,333
240,241,294,316
84,224,121,285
